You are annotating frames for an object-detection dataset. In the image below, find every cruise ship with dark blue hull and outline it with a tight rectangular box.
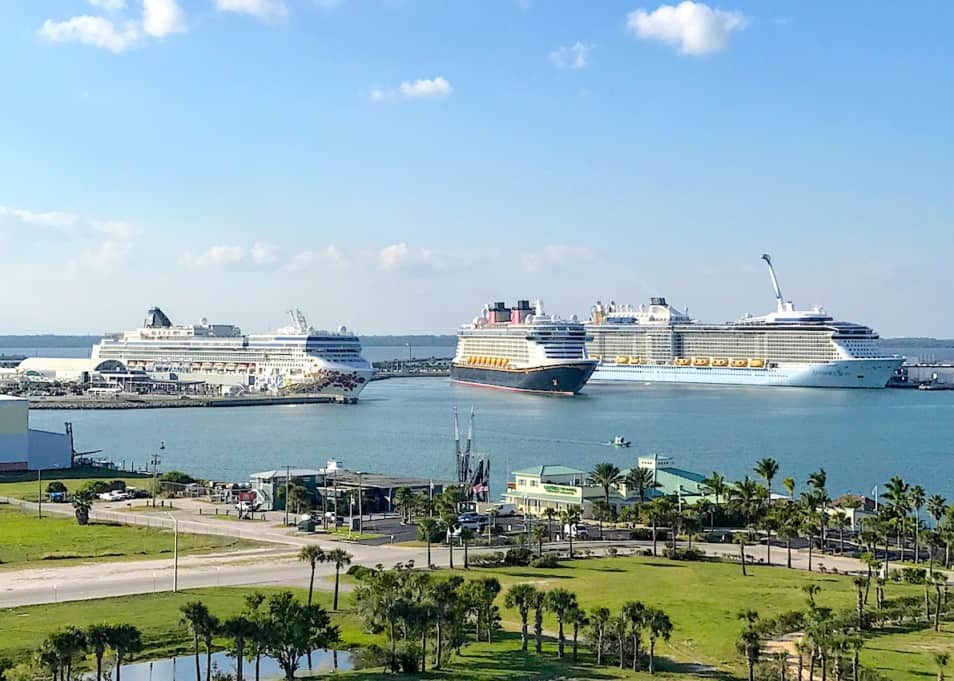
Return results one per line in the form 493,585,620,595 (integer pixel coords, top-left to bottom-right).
450,361,596,395
452,299,597,396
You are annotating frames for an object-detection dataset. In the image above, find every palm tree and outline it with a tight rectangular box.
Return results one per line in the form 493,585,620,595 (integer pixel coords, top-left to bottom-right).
530,589,546,653
325,548,352,610
773,502,800,569
622,600,646,672
643,500,663,557
933,572,947,632
46,626,86,681
626,466,658,504
912,484,926,564
734,532,749,576
417,517,438,567
560,506,581,558
646,608,672,675
807,468,829,549
298,544,325,606
589,606,611,665
243,592,269,681
568,606,588,661
109,624,142,681
702,472,727,507
543,507,558,540
504,584,539,652
754,458,779,501
531,522,548,557
852,576,868,629
729,477,767,538
782,476,796,500
737,610,761,681
86,623,112,681
588,463,623,539
883,475,911,562
802,583,821,610
72,489,95,525
545,588,577,658
220,616,256,681
831,510,850,555
394,486,414,523
928,494,948,528
935,652,950,681
459,528,475,569
180,601,212,681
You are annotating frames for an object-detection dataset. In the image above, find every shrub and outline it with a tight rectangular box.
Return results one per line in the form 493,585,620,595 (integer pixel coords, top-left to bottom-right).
79,480,110,496
530,554,560,568
469,552,505,568
347,565,377,581
45,481,67,494
351,644,389,670
395,642,421,673
108,480,127,492
662,546,704,561
900,567,927,584
504,547,532,567
606,547,618,557
417,523,444,544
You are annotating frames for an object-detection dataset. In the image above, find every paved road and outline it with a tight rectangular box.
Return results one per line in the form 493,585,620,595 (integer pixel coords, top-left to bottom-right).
0,496,879,608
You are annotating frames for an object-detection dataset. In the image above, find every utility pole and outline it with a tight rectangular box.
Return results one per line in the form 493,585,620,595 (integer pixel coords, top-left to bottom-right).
357,471,364,534
284,465,291,527
151,442,164,508
37,469,42,519
166,513,179,592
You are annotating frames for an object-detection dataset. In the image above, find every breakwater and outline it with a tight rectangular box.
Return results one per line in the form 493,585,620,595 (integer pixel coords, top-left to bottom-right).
28,394,355,410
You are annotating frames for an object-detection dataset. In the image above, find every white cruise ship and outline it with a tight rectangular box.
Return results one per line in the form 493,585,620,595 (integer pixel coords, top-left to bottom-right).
91,308,375,397
586,255,903,389
451,300,597,394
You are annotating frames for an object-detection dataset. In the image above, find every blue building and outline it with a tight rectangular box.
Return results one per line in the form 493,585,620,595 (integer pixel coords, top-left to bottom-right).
0,395,72,472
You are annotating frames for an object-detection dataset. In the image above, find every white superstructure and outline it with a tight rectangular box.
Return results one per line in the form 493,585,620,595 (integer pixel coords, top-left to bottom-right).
587,255,903,389
91,308,375,397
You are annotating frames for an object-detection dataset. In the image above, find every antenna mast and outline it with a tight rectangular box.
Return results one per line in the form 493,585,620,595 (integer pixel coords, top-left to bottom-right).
761,254,784,311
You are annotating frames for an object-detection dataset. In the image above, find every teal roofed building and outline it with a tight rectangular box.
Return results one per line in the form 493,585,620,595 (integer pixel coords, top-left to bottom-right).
619,455,708,502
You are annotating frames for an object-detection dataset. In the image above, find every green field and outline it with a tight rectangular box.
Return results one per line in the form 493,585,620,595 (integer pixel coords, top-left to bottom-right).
0,475,148,503
859,622,954,680
0,505,258,566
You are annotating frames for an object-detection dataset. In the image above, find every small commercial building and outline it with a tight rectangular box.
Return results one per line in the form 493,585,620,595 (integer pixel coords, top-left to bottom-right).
0,395,72,471
16,357,130,384
503,456,709,519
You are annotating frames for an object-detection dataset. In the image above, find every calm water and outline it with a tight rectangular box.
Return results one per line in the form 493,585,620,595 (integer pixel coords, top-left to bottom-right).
30,377,954,501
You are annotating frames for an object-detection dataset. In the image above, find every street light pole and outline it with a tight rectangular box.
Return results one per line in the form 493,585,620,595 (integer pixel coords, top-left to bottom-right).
357,471,364,534
165,512,179,592
37,469,42,519
284,465,291,527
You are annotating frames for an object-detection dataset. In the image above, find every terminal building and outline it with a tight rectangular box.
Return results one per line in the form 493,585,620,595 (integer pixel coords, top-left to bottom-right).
0,395,72,471
503,456,708,518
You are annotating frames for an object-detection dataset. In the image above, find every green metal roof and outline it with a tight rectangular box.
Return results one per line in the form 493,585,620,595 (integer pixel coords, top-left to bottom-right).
512,465,585,477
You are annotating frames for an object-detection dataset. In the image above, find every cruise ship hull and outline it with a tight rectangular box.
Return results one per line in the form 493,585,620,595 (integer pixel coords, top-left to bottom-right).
450,361,597,395
590,358,903,389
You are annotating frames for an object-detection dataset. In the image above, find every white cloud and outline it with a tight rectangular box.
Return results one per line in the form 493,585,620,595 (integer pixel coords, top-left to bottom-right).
373,243,442,272
89,0,127,11
0,206,78,230
249,242,280,266
626,1,748,56
216,0,289,20
399,76,452,100
549,41,592,70
143,0,186,37
39,15,141,54
283,245,350,273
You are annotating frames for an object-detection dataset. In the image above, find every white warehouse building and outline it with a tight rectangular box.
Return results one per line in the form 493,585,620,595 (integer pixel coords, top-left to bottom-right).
0,395,72,472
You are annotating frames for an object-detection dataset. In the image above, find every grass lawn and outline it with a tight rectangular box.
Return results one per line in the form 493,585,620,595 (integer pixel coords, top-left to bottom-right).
0,587,370,664
0,476,148,502
461,555,922,676
0,505,259,567
859,621,954,681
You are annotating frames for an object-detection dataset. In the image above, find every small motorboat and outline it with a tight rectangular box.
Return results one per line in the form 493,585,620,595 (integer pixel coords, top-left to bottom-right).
610,435,631,448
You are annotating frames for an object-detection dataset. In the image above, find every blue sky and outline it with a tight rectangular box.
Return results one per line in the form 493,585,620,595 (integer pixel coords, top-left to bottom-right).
1,1,952,335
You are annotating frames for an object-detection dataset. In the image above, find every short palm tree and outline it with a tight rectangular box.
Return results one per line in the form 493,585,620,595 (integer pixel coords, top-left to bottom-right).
702,471,727,506
590,606,611,665
543,507,558,540
545,588,577,658
622,600,646,672
531,522,548,557
560,506,582,558
737,628,761,681
646,608,673,675
325,548,352,610
109,624,142,681
85,623,112,681
417,516,438,567
220,615,257,681
393,486,414,523
298,544,325,606
754,458,779,500
781,476,796,500
72,489,95,525
180,601,212,681
912,484,926,564
588,463,623,539
459,527,475,569
936,652,949,681
504,583,540,652
626,466,658,504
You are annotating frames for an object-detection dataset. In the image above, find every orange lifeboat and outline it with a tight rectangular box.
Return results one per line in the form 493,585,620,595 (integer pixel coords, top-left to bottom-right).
692,357,710,367
730,359,748,368
674,357,691,366
749,358,766,368
711,358,729,367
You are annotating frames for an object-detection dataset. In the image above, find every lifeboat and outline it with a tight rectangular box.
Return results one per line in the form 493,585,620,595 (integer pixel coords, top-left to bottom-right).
225,363,237,371
615,356,630,364
201,362,213,369
674,357,691,366
749,358,766,368
629,356,641,364
692,357,710,367
711,358,729,367
730,359,748,368
191,362,202,370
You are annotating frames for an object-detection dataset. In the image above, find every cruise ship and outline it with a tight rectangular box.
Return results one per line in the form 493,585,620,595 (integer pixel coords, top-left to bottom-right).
451,300,597,394
586,255,903,389
91,308,375,397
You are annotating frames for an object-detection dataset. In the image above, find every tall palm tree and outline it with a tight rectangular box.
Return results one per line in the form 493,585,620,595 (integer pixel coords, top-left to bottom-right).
933,572,947,632
86,623,112,681
622,600,646,672
543,507,558,540
643,500,664,557
298,544,325,606
772,502,800,569
588,463,623,539
560,506,581,558
883,475,911,562
737,610,761,681
702,472,727,507
590,606,611,665
531,523,548,557
646,608,672,675
459,527,475,569
928,494,948,528
733,532,749,576
417,517,438,567
729,477,766,537
626,466,658,504
852,576,868,629
912,485,926,564
220,616,257,681
568,606,588,661
754,458,779,501
109,624,142,681
545,589,578,659
47,626,86,681
530,589,547,653
393,486,414,523
782,476,796,501
325,548,352,610
504,584,540,652
180,601,212,681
